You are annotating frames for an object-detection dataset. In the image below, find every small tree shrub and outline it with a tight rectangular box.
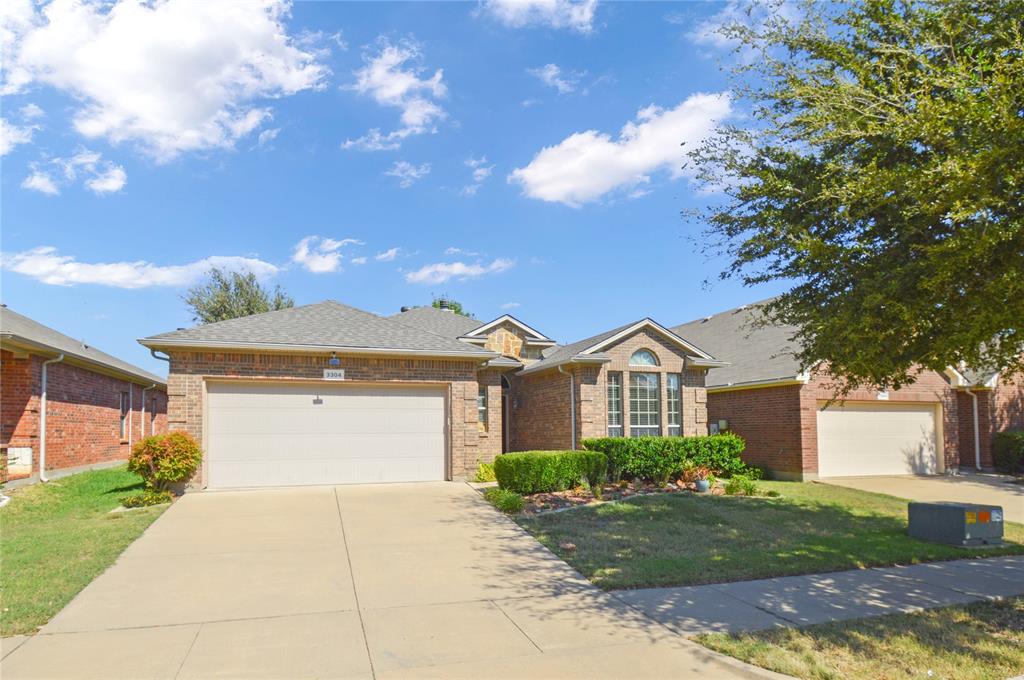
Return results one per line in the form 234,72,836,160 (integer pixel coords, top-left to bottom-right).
581,434,750,482
474,460,497,483
127,432,202,491
724,475,760,496
993,430,1024,475
494,450,607,494
120,489,174,507
483,487,525,514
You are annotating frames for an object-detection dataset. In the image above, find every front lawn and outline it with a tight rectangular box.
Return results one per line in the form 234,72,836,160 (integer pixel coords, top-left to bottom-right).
697,596,1024,680
0,466,167,636
516,481,1024,590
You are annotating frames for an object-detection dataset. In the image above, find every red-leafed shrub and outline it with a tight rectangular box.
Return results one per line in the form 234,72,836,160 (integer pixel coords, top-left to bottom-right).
127,432,202,491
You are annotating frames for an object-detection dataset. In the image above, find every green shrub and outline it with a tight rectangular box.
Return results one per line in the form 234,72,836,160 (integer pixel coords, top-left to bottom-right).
127,432,202,491
581,434,749,482
474,460,497,483
120,489,173,507
993,430,1024,475
494,450,607,494
724,474,760,496
483,487,525,514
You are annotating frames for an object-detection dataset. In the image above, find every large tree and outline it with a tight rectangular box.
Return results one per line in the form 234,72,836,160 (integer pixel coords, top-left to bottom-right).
184,268,294,324
690,0,1023,389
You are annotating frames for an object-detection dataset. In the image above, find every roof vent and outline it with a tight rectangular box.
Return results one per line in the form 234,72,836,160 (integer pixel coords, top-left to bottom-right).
400,306,411,313
738,305,748,311
437,298,453,313
703,315,712,322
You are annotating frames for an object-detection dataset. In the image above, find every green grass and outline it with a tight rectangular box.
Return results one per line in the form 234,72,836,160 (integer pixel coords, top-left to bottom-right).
697,597,1024,680
0,466,167,636
516,481,1024,590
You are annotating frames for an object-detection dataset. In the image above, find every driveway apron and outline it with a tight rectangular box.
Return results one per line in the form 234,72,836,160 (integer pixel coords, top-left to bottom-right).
2,483,763,679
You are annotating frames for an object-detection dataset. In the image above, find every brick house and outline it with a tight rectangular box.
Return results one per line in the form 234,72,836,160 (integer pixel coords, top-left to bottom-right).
672,301,1024,480
139,301,724,489
1,306,168,483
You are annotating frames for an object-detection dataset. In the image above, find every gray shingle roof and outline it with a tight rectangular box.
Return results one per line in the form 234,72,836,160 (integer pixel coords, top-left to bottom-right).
671,299,803,388
389,306,482,339
1,306,166,385
527,321,639,371
140,301,493,357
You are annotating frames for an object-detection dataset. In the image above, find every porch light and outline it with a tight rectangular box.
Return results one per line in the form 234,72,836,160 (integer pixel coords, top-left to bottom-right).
328,352,341,367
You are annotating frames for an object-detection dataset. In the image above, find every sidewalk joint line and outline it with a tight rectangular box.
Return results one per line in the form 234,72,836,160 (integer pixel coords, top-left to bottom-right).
335,487,376,680
490,600,544,654
174,623,202,680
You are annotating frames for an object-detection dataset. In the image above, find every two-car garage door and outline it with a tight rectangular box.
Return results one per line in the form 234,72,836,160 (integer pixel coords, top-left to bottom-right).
206,382,446,489
817,402,940,477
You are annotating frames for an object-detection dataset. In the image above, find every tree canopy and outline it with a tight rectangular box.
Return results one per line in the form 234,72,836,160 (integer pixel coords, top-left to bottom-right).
690,0,1023,389
184,268,294,324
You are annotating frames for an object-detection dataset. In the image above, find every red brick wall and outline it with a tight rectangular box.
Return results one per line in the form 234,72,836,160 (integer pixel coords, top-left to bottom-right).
707,384,805,477
509,368,573,452
958,372,1024,469
993,372,1024,433
476,369,504,463
0,349,168,474
167,351,483,481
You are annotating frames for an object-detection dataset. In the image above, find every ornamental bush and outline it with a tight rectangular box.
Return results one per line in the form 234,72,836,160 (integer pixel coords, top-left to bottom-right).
494,450,607,494
483,487,525,514
120,489,174,507
993,430,1024,475
127,432,203,491
474,460,497,483
581,434,750,482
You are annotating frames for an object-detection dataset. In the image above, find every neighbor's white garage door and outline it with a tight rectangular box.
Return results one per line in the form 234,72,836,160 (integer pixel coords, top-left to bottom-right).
206,382,446,488
817,402,939,477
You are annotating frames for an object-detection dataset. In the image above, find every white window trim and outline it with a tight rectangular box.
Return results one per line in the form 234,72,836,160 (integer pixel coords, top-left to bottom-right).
629,372,660,437
607,372,623,437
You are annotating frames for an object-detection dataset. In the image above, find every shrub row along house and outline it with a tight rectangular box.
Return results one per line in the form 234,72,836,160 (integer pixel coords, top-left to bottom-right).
0,306,168,483
139,299,1023,489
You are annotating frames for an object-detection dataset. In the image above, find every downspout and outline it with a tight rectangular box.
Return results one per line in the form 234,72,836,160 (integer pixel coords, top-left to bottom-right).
39,354,65,483
558,365,577,450
128,382,133,447
967,389,982,470
141,384,157,437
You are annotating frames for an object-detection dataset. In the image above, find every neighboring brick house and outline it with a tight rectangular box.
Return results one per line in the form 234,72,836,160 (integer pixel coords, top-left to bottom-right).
951,367,1024,470
1,306,168,483
673,301,1023,480
139,301,723,489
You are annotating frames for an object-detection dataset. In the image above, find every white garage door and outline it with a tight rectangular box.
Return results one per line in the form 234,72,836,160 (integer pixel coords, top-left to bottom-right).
817,402,939,477
206,382,446,488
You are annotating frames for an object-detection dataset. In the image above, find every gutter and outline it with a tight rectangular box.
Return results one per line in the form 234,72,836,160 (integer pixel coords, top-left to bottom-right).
139,338,497,361
558,365,577,450
967,389,982,470
518,354,609,376
39,354,65,483
1,334,165,388
706,375,810,393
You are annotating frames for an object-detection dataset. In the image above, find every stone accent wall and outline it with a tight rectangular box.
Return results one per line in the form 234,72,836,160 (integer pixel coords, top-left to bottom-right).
0,349,168,475
483,322,526,359
167,351,483,482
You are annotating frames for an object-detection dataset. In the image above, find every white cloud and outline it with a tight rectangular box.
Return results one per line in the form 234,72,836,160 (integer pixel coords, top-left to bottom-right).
2,0,326,161
461,156,495,196
0,117,35,155
343,39,446,151
351,256,368,265
19,103,44,119
257,128,280,147
384,160,431,187
291,235,361,273
509,93,731,207
687,1,802,57
528,63,579,93
1,246,278,288
84,164,127,194
405,258,514,284
375,247,399,262
479,0,598,34
500,301,521,309
444,246,480,256
521,98,541,108
21,149,127,195
21,168,58,195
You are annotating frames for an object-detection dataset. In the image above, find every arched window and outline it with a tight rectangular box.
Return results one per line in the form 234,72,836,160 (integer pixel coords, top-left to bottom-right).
629,349,659,367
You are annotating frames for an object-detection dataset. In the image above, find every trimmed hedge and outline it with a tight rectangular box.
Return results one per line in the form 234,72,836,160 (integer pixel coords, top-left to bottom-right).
581,434,750,482
994,430,1024,475
494,450,607,494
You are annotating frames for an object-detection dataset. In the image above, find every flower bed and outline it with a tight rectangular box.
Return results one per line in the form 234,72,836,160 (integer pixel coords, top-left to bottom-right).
520,478,726,515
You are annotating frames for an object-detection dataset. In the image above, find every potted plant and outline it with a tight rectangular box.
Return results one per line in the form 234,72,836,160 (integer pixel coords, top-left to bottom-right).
692,466,713,492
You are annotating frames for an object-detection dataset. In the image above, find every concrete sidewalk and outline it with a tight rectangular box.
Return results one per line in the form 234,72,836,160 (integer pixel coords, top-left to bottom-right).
614,555,1024,636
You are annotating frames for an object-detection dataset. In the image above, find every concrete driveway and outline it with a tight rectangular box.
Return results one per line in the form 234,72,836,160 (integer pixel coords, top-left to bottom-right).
1,483,762,679
823,473,1024,523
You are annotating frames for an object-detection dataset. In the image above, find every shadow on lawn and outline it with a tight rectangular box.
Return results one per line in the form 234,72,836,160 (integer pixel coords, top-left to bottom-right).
104,481,146,496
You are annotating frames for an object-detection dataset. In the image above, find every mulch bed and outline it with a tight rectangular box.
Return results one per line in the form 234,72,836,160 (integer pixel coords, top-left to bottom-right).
521,478,725,515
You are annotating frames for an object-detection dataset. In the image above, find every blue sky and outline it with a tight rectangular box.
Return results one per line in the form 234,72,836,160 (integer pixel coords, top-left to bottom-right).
0,0,786,375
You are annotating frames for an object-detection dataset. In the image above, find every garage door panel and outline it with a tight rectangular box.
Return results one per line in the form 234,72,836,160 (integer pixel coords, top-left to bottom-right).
206,382,446,488
817,402,938,477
